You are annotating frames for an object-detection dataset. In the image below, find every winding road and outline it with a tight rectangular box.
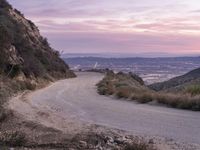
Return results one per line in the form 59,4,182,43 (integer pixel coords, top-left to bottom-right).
9,72,200,145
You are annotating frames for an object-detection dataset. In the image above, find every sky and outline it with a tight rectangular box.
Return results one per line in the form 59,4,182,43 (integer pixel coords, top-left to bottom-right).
8,0,200,56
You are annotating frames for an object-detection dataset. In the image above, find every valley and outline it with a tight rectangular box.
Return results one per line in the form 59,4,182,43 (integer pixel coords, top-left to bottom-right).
64,56,200,84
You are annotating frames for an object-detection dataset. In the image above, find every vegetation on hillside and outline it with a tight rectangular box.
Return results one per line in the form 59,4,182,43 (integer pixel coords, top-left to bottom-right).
0,0,76,147
185,85,200,96
0,0,76,102
149,68,200,92
97,70,200,111
0,0,75,79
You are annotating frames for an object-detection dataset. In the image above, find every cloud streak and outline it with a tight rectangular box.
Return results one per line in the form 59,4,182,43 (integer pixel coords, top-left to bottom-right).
7,0,200,55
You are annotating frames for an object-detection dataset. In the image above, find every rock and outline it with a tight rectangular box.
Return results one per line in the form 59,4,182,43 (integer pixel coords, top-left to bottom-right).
114,137,124,144
79,140,87,147
7,45,24,65
149,139,154,144
105,136,114,143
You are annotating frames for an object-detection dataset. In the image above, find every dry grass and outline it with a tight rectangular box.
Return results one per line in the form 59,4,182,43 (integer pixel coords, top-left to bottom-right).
155,93,200,110
185,85,200,96
123,142,155,150
131,89,200,110
116,87,133,98
131,91,154,104
0,76,43,126
97,72,200,111
97,81,115,96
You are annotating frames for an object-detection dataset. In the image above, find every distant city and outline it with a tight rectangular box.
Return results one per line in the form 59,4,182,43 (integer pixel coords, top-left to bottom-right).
63,54,200,84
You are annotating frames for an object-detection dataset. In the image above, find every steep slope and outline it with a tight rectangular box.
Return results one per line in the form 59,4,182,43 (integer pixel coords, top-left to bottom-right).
149,68,200,92
0,0,75,79
0,0,75,123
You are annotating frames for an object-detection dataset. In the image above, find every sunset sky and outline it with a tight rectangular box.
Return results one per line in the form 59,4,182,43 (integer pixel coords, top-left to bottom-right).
8,0,200,56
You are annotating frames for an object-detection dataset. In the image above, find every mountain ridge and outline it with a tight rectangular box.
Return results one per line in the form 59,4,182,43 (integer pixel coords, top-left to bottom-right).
149,67,200,92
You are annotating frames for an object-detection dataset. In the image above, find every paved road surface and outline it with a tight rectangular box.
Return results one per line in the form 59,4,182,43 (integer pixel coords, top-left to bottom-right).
9,72,200,145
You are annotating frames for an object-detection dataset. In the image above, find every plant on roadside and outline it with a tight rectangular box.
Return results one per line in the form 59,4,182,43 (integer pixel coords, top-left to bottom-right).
185,85,200,96
97,71,200,111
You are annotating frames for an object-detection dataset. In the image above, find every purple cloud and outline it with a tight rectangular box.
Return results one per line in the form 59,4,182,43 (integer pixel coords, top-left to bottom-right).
7,0,200,55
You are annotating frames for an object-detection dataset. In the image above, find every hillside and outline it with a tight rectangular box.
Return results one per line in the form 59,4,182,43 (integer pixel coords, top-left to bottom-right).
0,0,75,79
149,67,200,92
0,0,75,133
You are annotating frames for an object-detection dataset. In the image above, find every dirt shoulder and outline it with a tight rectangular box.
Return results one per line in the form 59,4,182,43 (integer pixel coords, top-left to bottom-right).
2,104,197,150
1,106,156,150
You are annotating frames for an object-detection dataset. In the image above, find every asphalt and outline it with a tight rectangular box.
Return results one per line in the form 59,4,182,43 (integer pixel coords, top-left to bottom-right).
9,72,200,145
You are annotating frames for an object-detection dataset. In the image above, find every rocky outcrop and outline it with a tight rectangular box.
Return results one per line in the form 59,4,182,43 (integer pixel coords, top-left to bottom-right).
6,45,23,65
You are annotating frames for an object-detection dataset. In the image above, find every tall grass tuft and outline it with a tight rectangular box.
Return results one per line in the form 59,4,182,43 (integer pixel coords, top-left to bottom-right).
186,85,200,96
97,72,200,111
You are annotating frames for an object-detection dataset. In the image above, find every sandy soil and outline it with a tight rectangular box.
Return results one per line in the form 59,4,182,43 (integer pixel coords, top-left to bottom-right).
8,72,200,149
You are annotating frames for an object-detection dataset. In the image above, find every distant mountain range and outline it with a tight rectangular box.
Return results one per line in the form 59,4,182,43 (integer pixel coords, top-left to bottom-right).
62,53,200,58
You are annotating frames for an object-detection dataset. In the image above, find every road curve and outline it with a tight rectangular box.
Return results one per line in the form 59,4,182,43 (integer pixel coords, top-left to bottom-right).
9,72,200,145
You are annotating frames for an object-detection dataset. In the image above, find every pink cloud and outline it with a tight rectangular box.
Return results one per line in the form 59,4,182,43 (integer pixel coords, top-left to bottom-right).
42,31,200,54
8,0,200,55
134,22,200,31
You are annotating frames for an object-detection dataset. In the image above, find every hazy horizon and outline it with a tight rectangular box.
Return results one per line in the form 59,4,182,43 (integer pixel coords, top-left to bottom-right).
62,52,200,58
8,0,200,56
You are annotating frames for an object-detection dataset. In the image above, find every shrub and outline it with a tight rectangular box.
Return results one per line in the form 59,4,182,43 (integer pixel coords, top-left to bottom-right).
5,65,21,78
124,142,155,150
115,83,128,88
98,84,115,96
0,131,26,146
186,85,200,96
0,108,7,122
155,93,200,111
132,92,154,104
97,71,200,111
0,107,13,123
16,80,36,91
116,87,132,99
98,87,107,95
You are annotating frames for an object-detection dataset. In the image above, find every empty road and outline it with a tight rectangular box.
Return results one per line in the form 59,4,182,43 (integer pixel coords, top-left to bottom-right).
9,72,200,145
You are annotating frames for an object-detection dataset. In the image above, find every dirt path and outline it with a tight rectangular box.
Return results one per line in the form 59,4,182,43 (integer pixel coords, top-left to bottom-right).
9,72,200,147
